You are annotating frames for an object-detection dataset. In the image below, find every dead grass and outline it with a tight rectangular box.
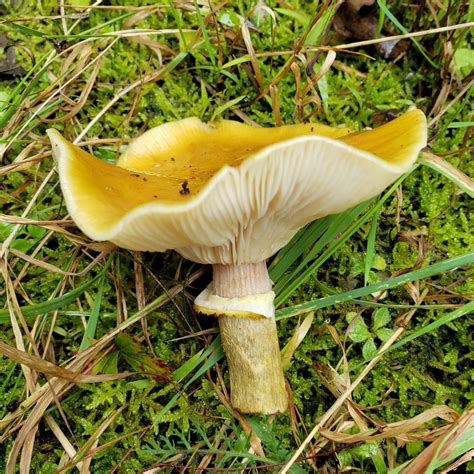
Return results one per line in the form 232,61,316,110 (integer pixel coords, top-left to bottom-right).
0,1,473,472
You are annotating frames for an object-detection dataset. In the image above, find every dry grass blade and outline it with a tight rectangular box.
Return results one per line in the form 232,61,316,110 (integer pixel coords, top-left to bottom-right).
319,405,457,443
207,370,264,457
312,50,336,82
196,422,230,472
234,23,474,63
0,152,50,175
281,312,314,370
0,215,74,226
74,54,186,142
441,449,474,473
0,340,130,383
123,9,170,62
241,21,263,92
44,414,83,472
3,270,203,469
0,168,55,258
55,406,125,473
421,152,474,197
330,22,474,50
1,39,118,160
7,247,107,276
41,58,101,123
269,84,282,126
5,349,109,472
403,407,474,473
428,79,474,127
281,289,429,473
19,427,37,474
1,2,471,471
1,263,40,473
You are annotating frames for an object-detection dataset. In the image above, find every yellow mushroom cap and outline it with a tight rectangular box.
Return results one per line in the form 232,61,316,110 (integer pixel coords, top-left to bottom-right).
48,109,426,264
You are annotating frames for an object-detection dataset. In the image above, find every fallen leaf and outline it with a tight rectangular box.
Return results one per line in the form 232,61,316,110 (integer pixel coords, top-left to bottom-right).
115,333,171,382
0,33,26,77
333,0,377,41
375,38,410,59
332,1,410,59
403,407,473,474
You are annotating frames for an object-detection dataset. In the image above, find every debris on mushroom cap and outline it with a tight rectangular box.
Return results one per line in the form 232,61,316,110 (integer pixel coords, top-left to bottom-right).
48,108,427,264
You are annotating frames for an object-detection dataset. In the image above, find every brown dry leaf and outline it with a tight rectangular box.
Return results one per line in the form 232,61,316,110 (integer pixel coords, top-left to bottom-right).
347,0,375,8
403,407,474,473
115,333,171,382
123,8,172,61
333,1,409,59
0,33,26,77
333,1,377,41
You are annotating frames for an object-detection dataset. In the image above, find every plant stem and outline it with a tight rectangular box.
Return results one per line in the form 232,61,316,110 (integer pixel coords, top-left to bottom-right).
213,263,288,414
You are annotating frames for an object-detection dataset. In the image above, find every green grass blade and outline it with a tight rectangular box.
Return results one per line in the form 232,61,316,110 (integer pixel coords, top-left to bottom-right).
79,273,106,351
0,51,53,129
152,338,224,428
222,55,252,69
359,301,474,367
387,422,474,473
168,0,188,51
376,0,438,68
276,251,474,319
274,171,414,305
365,209,379,286
447,121,474,128
6,22,106,40
303,3,339,46
377,0,386,34
273,8,310,25
193,0,215,65
273,201,370,298
7,11,135,40
173,349,205,383
269,215,333,282
0,258,112,323
428,426,474,471
210,95,246,121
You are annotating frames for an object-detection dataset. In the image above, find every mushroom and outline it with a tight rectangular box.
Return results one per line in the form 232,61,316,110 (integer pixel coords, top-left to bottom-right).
47,108,427,415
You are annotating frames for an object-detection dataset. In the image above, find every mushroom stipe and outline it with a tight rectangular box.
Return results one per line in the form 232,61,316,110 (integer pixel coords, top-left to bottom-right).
48,108,427,415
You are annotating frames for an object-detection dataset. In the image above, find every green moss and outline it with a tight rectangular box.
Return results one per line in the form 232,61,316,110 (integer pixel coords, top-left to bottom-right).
0,0,472,471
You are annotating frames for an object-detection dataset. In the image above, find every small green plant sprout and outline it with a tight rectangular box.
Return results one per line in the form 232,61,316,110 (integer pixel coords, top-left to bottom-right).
346,308,394,361
47,108,427,415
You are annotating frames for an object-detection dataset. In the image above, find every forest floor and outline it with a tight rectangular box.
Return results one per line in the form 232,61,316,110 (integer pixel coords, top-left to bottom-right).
0,1,473,472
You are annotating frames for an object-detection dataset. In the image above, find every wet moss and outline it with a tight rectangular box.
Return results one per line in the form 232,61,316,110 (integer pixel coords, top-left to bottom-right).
0,0,472,471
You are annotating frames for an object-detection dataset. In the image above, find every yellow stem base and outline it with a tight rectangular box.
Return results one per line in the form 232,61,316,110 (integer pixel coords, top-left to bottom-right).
219,315,288,414
209,262,288,415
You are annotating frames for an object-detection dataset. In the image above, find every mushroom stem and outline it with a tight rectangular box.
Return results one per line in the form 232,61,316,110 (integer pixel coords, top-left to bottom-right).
212,263,288,415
